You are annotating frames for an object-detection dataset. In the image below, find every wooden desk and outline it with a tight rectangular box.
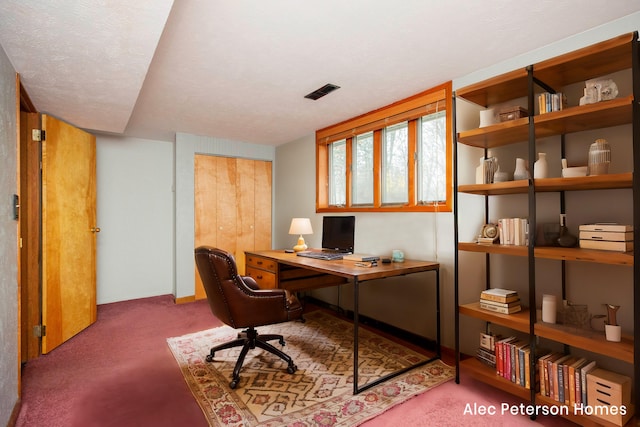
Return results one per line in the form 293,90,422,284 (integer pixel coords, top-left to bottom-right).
245,249,441,394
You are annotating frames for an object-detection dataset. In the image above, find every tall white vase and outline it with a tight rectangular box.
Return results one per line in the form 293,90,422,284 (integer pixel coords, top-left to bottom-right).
534,152,548,179
513,158,530,180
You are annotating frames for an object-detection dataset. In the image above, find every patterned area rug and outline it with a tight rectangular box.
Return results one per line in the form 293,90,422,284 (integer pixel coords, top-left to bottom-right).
167,310,454,426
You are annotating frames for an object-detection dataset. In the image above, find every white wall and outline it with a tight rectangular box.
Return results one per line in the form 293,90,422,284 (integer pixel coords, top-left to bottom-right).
0,43,18,426
96,135,174,304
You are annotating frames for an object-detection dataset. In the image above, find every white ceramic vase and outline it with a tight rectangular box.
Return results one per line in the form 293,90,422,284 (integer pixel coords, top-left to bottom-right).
534,152,548,179
542,294,557,324
513,158,530,180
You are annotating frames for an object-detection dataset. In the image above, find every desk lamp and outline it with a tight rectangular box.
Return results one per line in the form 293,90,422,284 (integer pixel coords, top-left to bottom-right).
288,218,313,252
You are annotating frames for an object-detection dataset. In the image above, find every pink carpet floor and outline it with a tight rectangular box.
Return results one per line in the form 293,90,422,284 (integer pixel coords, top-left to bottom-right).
15,295,576,426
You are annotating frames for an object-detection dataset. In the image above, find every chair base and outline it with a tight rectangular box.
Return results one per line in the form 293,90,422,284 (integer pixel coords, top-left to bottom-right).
205,326,297,389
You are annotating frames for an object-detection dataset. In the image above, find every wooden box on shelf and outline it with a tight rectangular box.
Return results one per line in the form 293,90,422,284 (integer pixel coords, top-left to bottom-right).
586,368,634,426
499,106,528,122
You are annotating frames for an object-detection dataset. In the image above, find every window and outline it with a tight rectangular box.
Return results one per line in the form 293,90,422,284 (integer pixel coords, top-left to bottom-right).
352,132,374,206
418,111,447,204
316,81,452,212
382,122,408,204
328,139,346,206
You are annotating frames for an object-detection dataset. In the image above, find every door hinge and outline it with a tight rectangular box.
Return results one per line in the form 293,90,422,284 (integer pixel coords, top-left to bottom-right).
33,325,46,338
31,129,45,142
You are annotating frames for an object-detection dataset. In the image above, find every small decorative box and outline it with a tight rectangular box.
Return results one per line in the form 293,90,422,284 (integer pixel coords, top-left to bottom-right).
587,368,634,426
499,106,529,122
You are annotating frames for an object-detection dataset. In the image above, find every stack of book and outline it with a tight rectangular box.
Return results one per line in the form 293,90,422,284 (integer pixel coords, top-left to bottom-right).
476,332,497,368
579,223,634,252
538,353,597,406
479,288,521,314
498,218,529,246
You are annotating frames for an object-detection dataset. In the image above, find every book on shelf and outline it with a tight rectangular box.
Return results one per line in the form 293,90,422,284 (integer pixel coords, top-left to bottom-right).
475,347,496,367
579,360,597,405
479,298,521,309
558,356,578,404
479,301,521,314
547,353,566,401
568,357,588,407
579,239,633,252
538,353,553,397
480,288,519,303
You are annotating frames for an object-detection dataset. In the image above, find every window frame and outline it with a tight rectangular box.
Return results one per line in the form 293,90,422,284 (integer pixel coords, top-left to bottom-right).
315,81,452,213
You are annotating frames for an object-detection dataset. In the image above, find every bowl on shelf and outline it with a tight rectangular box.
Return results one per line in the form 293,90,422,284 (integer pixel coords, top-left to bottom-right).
562,166,588,178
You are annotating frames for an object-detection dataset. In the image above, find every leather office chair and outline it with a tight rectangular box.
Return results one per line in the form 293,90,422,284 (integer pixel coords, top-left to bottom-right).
194,246,303,389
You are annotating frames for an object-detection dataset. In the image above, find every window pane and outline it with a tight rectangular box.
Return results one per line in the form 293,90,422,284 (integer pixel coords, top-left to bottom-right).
382,122,408,204
418,111,446,203
352,132,374,205
329,139,346,206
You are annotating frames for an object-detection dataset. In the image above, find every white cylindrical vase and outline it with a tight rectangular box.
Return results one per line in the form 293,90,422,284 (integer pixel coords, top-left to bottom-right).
542,294,557,324
534,152,548,179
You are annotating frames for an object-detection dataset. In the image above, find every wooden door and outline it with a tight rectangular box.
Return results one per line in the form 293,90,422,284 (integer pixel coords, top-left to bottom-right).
194,155,272,299
253,159,272,250
41,114,97,353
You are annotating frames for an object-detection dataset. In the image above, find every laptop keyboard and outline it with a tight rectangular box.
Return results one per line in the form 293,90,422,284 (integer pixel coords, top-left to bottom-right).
296,251,344,260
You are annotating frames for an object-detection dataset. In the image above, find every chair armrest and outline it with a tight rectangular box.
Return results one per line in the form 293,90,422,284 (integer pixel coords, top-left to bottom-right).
241,276,260,290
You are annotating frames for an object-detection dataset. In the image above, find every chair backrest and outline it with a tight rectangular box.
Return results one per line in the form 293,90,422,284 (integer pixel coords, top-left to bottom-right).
194,246,245,328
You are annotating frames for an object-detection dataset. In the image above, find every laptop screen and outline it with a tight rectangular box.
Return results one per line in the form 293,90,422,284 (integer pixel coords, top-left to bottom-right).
321,216,355,253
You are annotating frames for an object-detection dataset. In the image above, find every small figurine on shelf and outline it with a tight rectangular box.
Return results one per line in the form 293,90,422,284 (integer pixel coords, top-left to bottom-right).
556,214,577,247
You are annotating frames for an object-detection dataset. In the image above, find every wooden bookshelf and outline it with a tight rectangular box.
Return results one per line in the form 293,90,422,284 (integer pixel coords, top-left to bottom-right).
454,32,639,426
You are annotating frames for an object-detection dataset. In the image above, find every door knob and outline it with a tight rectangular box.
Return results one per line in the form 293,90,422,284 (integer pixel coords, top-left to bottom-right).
91,227,101,233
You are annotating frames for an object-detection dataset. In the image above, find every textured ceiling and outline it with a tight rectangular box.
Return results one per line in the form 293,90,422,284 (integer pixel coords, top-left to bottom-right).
1,1,639,146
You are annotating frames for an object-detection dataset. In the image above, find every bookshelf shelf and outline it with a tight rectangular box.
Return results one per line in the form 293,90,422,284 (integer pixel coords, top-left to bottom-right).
458,242,634,266
459,302,530,334
458,173,632,195
535,322,634,364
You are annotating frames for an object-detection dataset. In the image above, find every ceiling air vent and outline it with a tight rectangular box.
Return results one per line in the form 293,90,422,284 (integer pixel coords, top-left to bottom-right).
304,83,340,100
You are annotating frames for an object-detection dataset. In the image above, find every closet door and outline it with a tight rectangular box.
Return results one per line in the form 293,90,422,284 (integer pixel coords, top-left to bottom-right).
254,159,272,250
194,155,272,299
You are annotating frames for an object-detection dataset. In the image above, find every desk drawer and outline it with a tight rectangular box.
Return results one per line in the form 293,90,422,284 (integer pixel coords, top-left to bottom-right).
246,255,277,273
245,266,276,289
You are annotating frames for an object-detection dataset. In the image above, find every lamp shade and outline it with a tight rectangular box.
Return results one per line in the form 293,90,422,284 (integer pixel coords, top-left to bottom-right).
288,218,313,235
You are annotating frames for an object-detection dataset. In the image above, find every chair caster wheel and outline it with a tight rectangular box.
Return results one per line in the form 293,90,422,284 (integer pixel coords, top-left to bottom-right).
279,338,285,346
205,354,214,362
229,379,239,389
287,364,297,374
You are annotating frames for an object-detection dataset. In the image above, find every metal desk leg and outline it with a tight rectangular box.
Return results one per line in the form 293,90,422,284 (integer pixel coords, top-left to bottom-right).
353,268,440,395
353,277,359,395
